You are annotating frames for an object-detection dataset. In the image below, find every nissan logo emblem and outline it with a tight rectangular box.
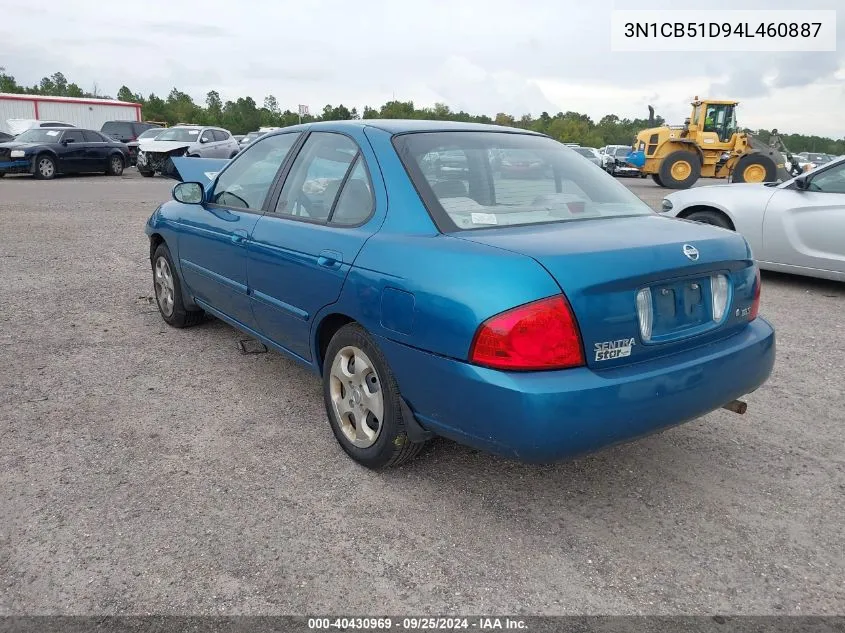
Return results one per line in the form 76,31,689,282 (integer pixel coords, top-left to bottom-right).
683,244,699,261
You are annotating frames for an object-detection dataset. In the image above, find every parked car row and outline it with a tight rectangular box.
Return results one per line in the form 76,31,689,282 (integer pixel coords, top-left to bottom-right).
0,127,130,179
136,126,240,177
0,121,242,179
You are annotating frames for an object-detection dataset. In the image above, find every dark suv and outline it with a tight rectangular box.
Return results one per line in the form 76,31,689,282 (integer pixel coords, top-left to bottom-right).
101,121,162,165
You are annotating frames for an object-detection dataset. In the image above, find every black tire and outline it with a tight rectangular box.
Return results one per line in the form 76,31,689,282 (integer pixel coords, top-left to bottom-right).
731,153,777,184
685,210,733,230
106,154,124,176
229,151,238,159
33,154,57,180
323,323,428,469
151,243,204,328
0,172,5,178
139,169,154,178
640,173,648,178
652,173,664,186
658,150,701,189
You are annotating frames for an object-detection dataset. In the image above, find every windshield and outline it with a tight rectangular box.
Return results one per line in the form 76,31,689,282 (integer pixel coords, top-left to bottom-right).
613,147,630,157
138,128,163,140
155,128,201,142
393,131,653,232
13,129,65,143
806,153,830,163
573,147,597,158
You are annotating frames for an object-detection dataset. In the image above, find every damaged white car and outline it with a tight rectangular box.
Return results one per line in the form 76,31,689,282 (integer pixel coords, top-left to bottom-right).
136,125,239,177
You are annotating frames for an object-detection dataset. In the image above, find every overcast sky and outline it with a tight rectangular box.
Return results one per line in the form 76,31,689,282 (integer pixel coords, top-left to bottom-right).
2,0,843,137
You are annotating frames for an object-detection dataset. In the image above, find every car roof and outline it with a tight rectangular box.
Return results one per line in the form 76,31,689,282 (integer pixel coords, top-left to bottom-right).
270,119,545,136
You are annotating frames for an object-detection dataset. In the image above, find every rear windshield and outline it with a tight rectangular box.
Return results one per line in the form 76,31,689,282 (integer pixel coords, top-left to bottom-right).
393,131,653,232
138,128,163,140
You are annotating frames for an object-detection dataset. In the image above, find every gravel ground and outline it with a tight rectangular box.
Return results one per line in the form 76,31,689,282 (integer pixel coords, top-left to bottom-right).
1,170,843,616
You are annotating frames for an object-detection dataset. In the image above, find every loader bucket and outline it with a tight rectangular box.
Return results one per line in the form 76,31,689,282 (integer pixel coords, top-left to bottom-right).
745,134,794,182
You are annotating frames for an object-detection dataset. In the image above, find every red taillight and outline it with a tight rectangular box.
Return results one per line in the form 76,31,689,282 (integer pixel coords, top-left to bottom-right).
749,267,761,321
469,295,585,371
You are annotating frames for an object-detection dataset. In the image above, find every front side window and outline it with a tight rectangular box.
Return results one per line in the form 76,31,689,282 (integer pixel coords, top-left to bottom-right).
211,132,300,210
393,131,653,232
212,130,230,142
274,133,360,222
807,161,845,194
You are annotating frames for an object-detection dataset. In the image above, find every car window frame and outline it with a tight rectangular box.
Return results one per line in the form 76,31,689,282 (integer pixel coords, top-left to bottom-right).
205,130,304,215
62,129,86,144
265,130,376,229
805,159,845,195
393,130,653,234
82,130,107,143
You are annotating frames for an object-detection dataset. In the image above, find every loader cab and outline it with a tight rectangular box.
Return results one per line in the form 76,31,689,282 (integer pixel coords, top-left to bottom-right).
691,98,739,146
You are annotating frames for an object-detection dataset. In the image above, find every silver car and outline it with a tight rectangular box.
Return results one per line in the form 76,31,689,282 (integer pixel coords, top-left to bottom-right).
571,146,602,168
137,126,239,176
660,156,845,281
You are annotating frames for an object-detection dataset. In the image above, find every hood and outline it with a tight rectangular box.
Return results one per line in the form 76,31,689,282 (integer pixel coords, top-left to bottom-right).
666,181,779,200
138,140,193,153
162,156,230,185
0,142,44,151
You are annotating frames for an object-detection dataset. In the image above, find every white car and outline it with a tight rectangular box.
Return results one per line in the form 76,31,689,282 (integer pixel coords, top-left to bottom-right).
660,156,845,281
601,144,643,177
137,125,239,177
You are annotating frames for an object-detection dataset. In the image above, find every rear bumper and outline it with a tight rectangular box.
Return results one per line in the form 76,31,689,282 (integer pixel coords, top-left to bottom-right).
378,318,775,462
0,159,32,174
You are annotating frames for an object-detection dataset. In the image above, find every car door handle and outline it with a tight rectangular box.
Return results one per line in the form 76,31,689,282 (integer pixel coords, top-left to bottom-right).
231,229,249,245
317,250,342,268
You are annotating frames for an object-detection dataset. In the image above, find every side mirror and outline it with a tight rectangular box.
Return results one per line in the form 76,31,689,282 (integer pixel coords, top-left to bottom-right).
62,138,74,145
172,181,205,204
794,175,809,190
199,137,210,144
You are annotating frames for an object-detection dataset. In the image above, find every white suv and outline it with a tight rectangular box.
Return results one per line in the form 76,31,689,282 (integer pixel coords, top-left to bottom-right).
137,126,240,176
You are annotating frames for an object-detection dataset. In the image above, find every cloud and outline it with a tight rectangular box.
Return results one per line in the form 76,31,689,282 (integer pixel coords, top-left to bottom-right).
142,21,229,38
1,0,843,137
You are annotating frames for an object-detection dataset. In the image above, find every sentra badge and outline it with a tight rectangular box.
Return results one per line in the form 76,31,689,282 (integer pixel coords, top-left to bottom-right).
595,338,635,361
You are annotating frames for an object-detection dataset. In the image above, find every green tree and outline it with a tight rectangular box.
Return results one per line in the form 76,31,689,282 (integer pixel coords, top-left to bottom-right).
2,66,841,154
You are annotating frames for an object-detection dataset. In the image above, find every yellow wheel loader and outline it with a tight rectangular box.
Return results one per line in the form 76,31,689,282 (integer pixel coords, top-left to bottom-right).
629,98,794,189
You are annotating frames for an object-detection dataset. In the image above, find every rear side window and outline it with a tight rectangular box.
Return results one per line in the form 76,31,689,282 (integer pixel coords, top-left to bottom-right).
83,130,107,142
102,122,134,138
212,130,229,142
330,157,374,226
63,130,85,143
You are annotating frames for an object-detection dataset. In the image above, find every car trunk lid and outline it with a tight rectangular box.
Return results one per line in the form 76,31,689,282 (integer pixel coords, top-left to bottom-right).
453,215,759,369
